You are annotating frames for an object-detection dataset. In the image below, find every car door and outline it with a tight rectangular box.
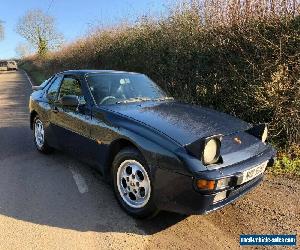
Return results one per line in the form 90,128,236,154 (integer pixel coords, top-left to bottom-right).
44,74,64,148
50,75,94,160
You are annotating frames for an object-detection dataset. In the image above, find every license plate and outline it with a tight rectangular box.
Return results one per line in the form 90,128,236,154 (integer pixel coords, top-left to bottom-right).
239,161,268,185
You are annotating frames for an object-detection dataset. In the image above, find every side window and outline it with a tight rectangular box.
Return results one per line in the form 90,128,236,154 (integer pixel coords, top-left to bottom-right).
47,75,63,100
59,77,85,104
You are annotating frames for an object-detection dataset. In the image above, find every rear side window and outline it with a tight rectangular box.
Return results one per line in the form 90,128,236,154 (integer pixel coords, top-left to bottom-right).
47,75,63,100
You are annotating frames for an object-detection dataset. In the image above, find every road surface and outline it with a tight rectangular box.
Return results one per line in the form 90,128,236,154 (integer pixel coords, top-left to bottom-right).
0,71,298,249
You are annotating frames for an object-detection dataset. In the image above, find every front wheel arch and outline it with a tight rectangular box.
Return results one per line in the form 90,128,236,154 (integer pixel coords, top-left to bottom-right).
105,138,143,180
30,110,38,130
32,115,53,154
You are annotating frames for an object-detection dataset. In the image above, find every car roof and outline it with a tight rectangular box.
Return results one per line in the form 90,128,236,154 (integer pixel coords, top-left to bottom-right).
60,69,141,76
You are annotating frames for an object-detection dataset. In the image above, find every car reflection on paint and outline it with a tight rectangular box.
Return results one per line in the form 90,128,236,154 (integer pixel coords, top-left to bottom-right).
29,70,276,218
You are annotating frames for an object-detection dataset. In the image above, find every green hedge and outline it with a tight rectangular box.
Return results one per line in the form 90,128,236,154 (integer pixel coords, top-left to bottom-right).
21,6,300,150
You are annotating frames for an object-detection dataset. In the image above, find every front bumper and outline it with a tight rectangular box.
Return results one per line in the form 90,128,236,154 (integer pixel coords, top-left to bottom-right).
153,147,276,215
196,174,263,214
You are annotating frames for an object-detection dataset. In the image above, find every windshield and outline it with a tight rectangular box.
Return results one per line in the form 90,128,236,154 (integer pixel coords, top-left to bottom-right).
86,73,171,105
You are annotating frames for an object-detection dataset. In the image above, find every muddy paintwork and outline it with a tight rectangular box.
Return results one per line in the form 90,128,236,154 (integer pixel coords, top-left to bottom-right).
29,70,276,214
107,101,252,145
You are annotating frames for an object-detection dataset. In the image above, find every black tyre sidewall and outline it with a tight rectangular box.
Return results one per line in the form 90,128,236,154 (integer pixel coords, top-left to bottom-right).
33,116,52,154
112,147,158,219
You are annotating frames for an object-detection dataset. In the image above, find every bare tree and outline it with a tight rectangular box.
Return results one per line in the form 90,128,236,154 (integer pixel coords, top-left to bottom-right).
15,43,33,58
0,20,4,40
16,9,63,56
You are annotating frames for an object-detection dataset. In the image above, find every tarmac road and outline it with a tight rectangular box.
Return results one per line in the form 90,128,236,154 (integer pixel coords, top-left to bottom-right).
0,70,298,250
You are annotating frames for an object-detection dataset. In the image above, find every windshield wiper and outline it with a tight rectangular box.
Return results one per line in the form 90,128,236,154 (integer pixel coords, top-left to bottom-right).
153,97,174,101
116,97,152,104
116,96,174,104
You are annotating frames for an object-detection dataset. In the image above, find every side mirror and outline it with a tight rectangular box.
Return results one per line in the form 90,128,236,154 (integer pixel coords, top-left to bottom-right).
60,95,79,107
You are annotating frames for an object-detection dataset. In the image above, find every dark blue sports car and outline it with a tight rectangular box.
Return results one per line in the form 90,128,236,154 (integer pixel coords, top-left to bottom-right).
29,70,276,218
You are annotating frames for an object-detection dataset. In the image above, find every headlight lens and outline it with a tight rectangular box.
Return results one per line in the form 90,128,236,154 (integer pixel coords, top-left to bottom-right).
246,123,268,142
262,126,268,142
203,138,220,165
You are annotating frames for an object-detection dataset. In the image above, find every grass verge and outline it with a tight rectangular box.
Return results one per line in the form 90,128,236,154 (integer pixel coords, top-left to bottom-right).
20,61,47,85
270,144,300,177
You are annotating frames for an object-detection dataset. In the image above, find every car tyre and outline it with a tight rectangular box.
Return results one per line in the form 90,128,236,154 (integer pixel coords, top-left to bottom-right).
112,147,159,219
33,116,53,154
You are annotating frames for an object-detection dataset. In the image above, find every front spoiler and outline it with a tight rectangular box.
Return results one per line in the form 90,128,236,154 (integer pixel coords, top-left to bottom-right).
153,146,276,215
154,168,264,215
201,175,263,215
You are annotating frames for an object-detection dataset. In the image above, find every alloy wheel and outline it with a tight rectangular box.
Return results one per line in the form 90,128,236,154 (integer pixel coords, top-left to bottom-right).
34,119,45,149
117,160,151,208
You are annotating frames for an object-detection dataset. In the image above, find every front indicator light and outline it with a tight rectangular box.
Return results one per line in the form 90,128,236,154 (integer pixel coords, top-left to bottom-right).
213,190,227,203
196,179,215,190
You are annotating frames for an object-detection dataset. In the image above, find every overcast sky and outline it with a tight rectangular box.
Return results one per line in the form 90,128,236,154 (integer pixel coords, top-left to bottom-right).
0,0,169,59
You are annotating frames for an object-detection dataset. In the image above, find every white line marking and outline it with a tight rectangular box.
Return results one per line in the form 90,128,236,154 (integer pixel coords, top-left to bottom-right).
68,165,89,194
22,70,33,86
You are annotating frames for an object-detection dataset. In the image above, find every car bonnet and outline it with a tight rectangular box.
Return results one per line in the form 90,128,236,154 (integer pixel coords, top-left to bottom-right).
107,101,252,146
